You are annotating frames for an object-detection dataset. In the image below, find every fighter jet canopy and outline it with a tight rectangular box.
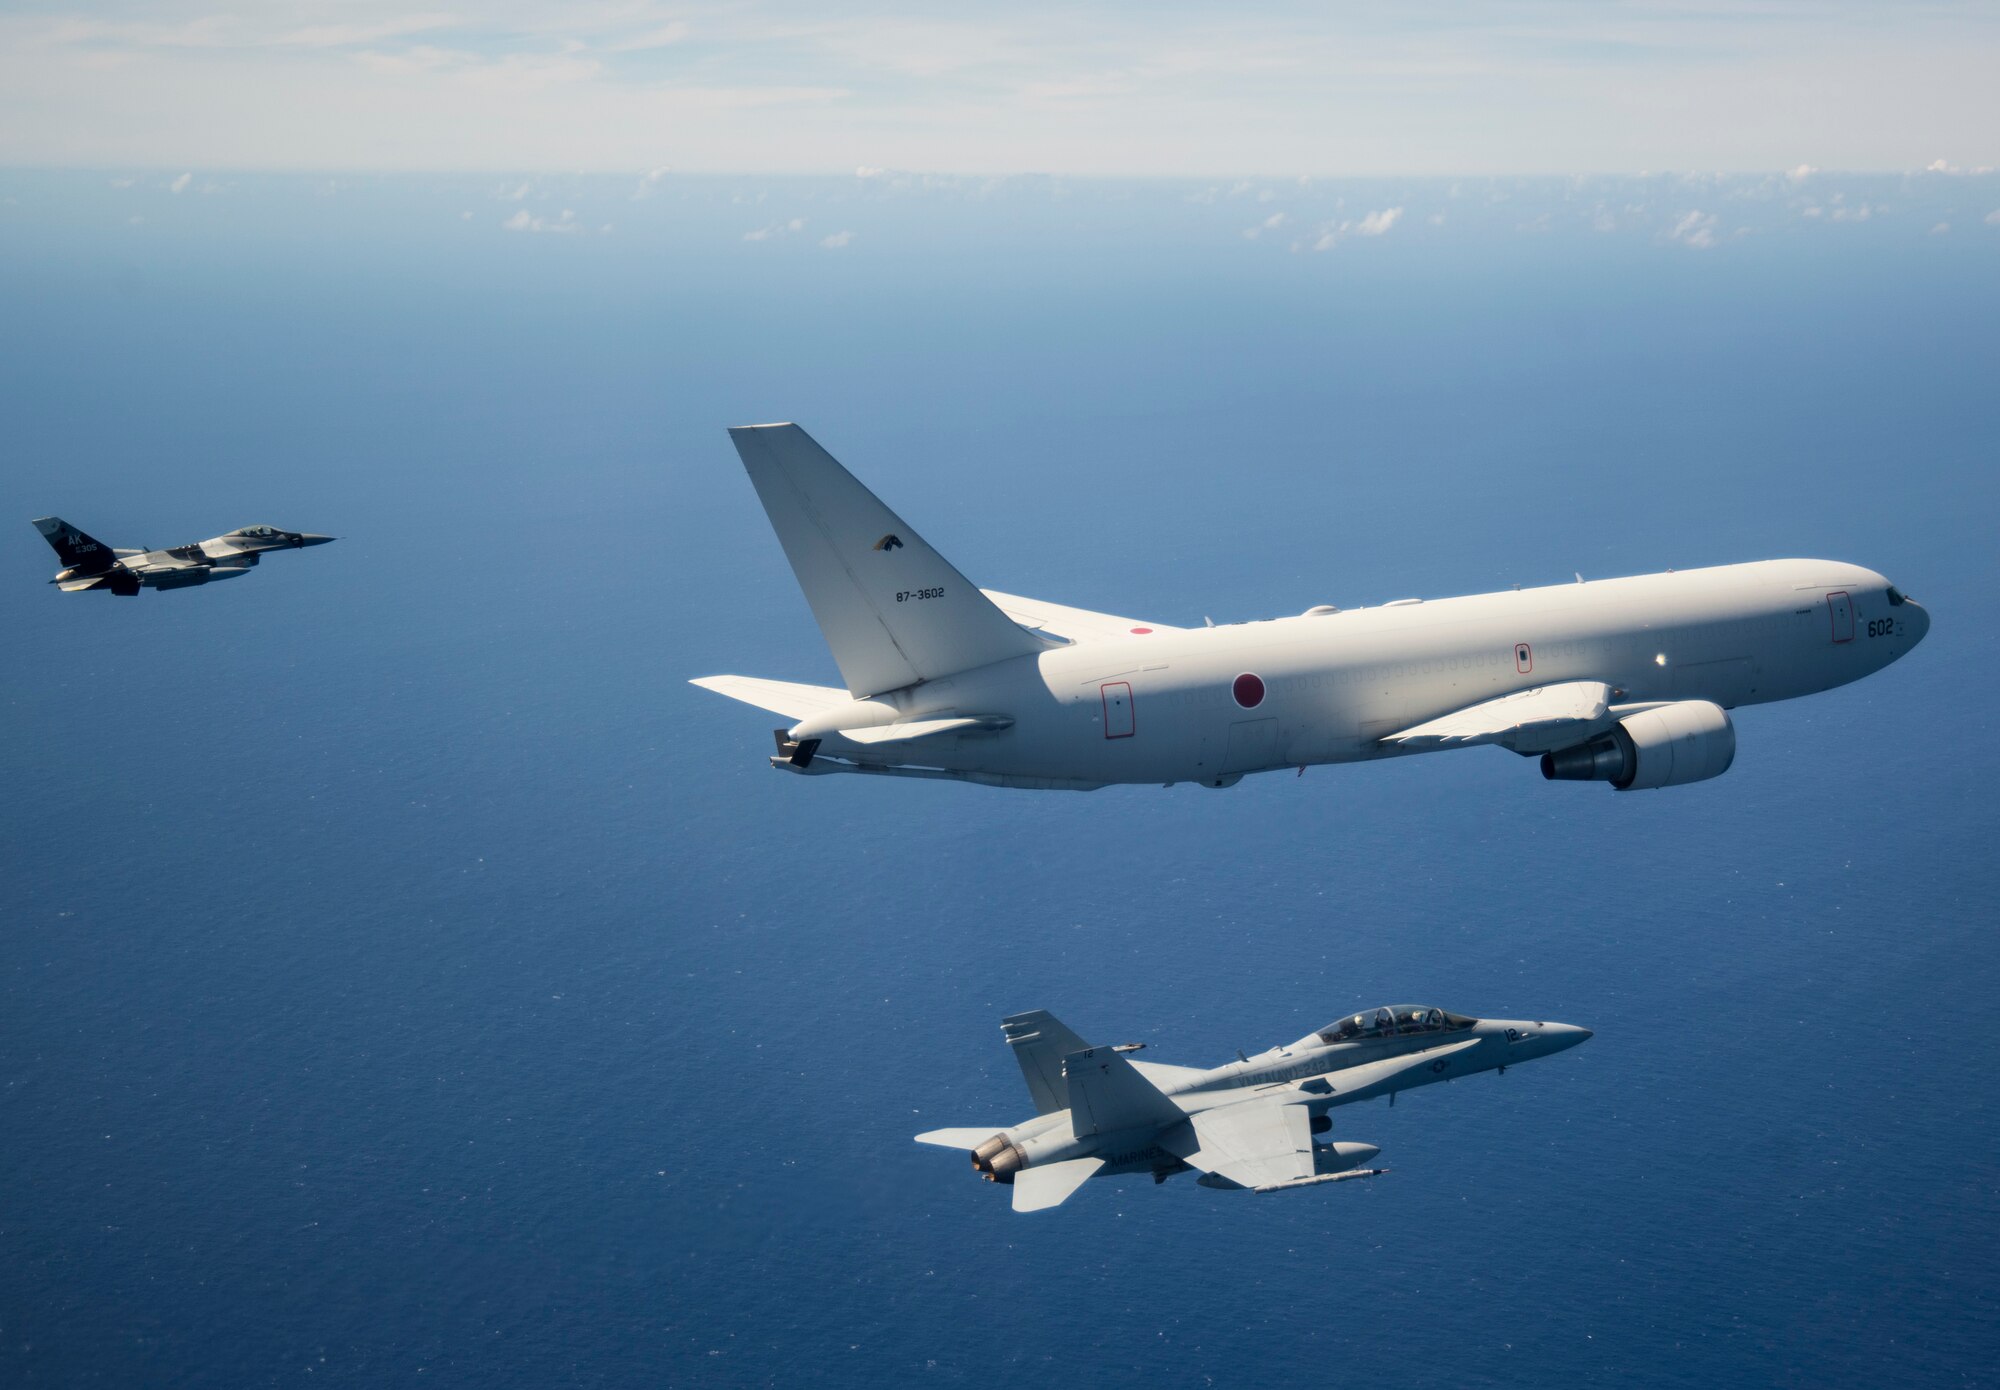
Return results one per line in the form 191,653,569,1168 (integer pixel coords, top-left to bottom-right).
1317,1006,1478,1044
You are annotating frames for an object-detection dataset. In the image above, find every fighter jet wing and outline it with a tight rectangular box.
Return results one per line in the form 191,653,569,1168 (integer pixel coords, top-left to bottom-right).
1158,1100,1314,1190
1382,679,1616,754
981,590,1183,644
127,548,206,576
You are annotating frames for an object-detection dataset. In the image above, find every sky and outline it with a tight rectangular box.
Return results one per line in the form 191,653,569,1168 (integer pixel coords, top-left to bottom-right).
2,1,1998,176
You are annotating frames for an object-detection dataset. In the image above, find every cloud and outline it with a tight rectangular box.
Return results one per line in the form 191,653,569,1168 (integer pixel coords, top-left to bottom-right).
1353,206,1402,236
855,166,886,179
502,207,583,234
604,22,690,53
820,230,853,248
1828,203,1872,222
631,166,670,199
168,171,191,194
743,217,806,241
1241,211,1287,239
1787,164,1817,181
275,15,455,50
1986,209,2000,225
1931,222,1950,235
6,7,1999,175
1667,210,1718,248
1296,206,1402,251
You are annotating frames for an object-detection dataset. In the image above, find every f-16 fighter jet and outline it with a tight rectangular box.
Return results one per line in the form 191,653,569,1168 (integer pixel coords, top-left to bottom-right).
694,424,1929,791
33,517,334,595
918,1005,1591,1211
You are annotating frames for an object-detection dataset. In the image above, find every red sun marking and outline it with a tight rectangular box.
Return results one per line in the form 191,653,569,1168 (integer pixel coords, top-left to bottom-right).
1130,627,1153,635
1233,673,1265,709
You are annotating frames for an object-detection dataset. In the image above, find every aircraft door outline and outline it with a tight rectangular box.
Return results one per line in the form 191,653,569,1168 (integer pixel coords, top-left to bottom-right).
1826,591,1855,644
1101,681,1135,739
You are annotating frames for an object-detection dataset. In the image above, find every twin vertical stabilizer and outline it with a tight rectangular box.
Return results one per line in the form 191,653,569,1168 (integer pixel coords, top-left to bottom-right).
726,424,1048,698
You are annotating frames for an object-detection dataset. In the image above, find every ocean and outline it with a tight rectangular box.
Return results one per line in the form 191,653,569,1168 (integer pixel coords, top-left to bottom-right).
2,170,1995,1386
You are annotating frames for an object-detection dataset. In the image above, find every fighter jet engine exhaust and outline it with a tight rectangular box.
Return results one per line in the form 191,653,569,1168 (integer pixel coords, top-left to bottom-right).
1542,700,1736,789
972,1136,1025,1184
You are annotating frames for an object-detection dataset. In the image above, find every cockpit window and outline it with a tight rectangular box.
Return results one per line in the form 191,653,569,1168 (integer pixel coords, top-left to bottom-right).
1316,1005,1475,1043
1886,586,1906,607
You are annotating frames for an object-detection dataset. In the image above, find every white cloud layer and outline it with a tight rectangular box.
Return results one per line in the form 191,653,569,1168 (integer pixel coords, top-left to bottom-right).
1667,210,1718,249
0,3,1995,173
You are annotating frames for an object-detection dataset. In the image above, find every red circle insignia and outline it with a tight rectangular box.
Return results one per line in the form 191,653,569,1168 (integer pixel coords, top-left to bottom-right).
1232,673,1265,708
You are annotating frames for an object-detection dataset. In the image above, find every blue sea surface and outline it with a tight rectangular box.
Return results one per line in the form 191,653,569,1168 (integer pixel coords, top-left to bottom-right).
1,172,1996,1386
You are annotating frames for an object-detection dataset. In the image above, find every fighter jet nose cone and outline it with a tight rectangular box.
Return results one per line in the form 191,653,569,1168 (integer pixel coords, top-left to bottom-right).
1555,1024,1593,1049
298,534,336,547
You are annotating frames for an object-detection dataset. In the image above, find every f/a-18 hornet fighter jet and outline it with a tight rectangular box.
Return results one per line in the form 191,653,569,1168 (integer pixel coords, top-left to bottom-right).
33,517,334,595
694,424,1928,791
918,1005,1591,1212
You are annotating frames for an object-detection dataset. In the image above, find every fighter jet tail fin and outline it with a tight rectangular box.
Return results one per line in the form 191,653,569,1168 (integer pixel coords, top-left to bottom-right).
32,517,116,574
726,424,1051,699
1003,1010,1091,1115
1062,1045,1183,1137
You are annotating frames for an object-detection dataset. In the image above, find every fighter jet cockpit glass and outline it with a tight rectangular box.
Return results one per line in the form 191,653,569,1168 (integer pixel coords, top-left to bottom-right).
1887,586,1906,606
1316,1006,1475,1043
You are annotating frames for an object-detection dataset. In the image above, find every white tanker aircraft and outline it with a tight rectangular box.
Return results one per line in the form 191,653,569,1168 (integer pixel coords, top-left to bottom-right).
693,424,1929,792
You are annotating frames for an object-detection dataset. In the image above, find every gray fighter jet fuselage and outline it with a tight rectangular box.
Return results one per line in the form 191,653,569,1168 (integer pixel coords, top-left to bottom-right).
33,516,334,595
918,1005,1591,1211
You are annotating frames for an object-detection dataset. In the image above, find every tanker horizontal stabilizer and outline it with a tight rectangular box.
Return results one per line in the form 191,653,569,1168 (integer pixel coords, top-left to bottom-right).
980,589,1182,644
1384,680,1616,754
689,675,849,720
1160,1101,1314,1190
1012,1156,1104,1212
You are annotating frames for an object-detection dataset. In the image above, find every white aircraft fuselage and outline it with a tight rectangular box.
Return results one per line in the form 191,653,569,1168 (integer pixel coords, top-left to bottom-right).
695,425,1929,792
791,559,1925,789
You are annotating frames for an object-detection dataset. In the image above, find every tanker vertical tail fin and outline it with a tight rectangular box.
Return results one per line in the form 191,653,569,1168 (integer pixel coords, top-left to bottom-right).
726,424,1049,698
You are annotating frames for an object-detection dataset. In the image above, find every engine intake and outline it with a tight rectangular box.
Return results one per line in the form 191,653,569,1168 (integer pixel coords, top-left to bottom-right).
1542,700,1736,790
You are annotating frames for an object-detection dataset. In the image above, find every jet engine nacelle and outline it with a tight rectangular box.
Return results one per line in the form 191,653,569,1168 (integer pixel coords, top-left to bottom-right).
1540,700,1736,790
